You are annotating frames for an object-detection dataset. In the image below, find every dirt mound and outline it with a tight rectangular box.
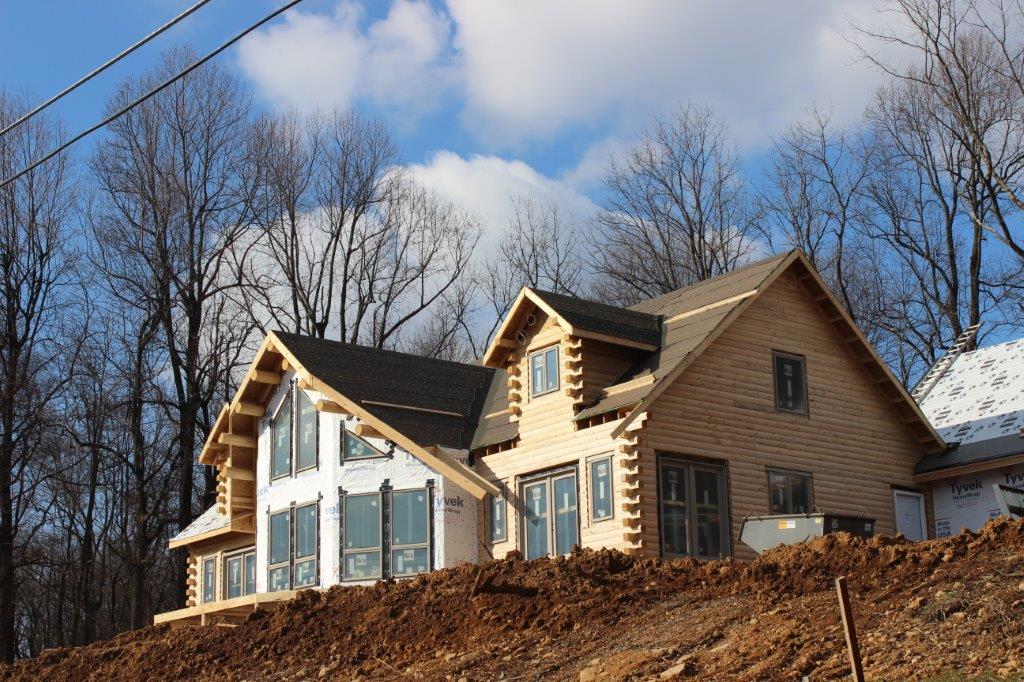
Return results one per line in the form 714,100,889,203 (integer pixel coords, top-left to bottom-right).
4,518,1024,681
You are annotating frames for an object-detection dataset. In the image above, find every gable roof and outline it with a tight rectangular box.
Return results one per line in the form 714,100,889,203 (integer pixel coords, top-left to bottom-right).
273,332,494,450
200,332,500,500
915,337,1024,477
529,289,663,347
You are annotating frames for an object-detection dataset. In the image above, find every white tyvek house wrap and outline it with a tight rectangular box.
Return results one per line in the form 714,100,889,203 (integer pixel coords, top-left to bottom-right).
254,371,478,593
918,337,1024,535
919,338,1024,443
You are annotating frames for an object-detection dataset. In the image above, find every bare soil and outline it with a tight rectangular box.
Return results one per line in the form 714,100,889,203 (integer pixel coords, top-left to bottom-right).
4,518,1024,681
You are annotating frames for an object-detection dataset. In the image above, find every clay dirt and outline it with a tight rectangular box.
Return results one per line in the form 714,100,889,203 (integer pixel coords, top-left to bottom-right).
3,518,1024,681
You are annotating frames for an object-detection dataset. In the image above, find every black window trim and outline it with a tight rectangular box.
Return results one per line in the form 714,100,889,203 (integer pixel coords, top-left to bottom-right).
201,555,217,604
269,384,294,481
294,388,320,475
489,483,508,543
588,454,615,524
655,453,731,561
772,350,809,415
267,498,321,593
222,545,257,599
340,423,390,462
528,344,561,398
339,482,435,582
765,467,814,515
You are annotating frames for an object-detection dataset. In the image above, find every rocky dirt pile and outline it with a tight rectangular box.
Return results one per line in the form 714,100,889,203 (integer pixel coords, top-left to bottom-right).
3,518,1024,681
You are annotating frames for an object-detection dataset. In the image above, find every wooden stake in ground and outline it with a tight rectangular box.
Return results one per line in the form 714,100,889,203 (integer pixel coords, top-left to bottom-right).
835,576,865,682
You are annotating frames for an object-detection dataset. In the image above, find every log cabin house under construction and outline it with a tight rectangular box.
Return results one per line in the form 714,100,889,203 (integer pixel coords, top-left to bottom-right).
155,249,945,625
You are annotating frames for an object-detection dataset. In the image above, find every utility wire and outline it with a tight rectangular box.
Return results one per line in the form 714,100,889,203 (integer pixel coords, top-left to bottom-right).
0,0,306,190
0,0,216,139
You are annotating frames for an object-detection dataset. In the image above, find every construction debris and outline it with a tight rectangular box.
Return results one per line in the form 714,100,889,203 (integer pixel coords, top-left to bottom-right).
3,518,1023,681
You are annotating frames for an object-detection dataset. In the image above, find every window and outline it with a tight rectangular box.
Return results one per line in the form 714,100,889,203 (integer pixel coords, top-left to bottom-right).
520,468,579,560
202,557,216,603
268,510,291,591
295,390,318,472
489,492,507,543
589,457,613,522
773,352,807,414
343,494,382,580
224,548,256,599
294,503,319,586
342,429,386,461
268,504,320,592
658,458,730,560
767,469,812,514
529,346,560,397
342,487,434,581
391,490,430,577
271,390,293,479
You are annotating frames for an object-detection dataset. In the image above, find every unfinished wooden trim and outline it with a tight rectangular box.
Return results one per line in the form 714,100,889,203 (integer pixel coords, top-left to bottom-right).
665,289,759,323
234,402,264,417
570,329,658,352
602,374,656,397
361,399,463,419
153,588,310,625
218,433,256,449
315,399,349,415
251,370,282,385
353,423,385,440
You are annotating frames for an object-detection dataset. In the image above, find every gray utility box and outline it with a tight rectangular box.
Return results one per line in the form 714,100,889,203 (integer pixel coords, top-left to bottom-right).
739,512,876,555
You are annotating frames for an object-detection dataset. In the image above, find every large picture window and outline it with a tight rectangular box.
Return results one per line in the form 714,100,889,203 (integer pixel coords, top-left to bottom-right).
767,469,812,514
589,457,613,522
773,351,807,414
342,486,434,581
268,502,320,592
529,346,560,397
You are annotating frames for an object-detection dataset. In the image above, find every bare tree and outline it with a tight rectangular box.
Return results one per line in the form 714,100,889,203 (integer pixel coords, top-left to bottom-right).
88,49,256,606
591,104,757,305
0,93,78,661
757,107,879,319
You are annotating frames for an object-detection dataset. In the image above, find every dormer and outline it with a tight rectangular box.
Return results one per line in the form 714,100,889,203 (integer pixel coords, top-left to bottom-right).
482,288,663,423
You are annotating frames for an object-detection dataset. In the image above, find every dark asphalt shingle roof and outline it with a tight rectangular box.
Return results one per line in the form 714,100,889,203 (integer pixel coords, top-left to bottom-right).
530,289,663,347
274,332,496,450
915,432,1024,474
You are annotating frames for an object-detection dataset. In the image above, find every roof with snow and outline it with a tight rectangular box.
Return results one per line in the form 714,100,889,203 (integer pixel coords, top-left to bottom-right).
917,337,1024,474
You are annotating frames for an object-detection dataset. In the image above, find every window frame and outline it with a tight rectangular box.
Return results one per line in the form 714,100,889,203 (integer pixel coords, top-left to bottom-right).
267,509,292,592
270,387,294,480
518,464,580,559
201,556,217,604
294,389,319,474
390,488,431,577
341,492,384,581
223,546,256,599
528,345,560,398
772,351,808,415
489,488,507,543
292,501,320,588
341,426,388,462
656,455,731,560
766,468,814,515
588,455,615,524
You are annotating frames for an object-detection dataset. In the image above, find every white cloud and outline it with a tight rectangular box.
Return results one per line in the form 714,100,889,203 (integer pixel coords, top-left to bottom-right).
237,1,452,114
446,0,899,147
406,151,598,255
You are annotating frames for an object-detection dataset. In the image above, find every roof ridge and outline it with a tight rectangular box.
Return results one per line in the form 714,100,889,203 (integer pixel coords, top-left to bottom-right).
529,288,661,320
627,250,794,312
271,331,493,375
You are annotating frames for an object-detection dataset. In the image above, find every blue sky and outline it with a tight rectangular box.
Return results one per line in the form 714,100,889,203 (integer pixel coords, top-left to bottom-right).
1,0,901,250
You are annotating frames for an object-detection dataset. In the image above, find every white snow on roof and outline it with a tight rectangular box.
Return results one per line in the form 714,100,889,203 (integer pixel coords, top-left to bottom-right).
170,505,229,544
919,337,1024,444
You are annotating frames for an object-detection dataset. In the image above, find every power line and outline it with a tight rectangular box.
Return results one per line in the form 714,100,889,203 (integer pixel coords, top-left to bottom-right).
0,0,217,139
0,0,306,190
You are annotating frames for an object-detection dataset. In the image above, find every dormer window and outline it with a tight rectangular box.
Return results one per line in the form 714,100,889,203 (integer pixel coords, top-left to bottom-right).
530,346,560,397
